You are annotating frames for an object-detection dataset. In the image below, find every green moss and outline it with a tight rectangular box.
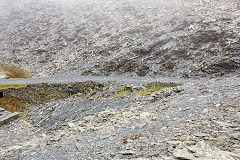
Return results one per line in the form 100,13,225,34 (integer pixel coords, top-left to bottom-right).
83,96,89,100
110,83,115,87
85,87,91,93
145,86,168,94
96,84,104,91
19,104,30,118
116,86,132,99
47,111,54,115
84,83,104,94
105,86,110,91
32,91,58,101
0,84,27,90
132,86,170,98
90,84,96,90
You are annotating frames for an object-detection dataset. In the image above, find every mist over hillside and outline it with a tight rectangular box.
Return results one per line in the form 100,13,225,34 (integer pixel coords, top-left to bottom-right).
0,0,239,77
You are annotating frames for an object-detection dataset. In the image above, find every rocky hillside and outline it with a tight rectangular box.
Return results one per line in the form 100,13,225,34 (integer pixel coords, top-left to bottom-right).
0,0,239,77
0,76,240,159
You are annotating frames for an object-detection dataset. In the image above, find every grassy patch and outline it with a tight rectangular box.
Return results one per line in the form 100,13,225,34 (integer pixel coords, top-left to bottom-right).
0,84,27,90
132,86,169,98
116,86,132,99
0,63,31,79
0,98,26,113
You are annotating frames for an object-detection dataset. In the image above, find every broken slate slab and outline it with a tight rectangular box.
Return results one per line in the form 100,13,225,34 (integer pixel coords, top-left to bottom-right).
0,107,19,126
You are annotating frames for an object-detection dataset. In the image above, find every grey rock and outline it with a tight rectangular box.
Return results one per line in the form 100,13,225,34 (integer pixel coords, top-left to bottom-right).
173,148,195,159
119,150,137,155
194,133,210,138
8,145,24,151
52,135,62,141
167,141,182,146
0,109,19,127
75,143,82,151
184,141,196,145
230,133,240,140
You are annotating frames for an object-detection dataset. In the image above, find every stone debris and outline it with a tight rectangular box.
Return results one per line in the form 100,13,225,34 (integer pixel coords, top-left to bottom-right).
230,133,240,140
173,148,195,159
172,141,239,160
148,87,182,102
119,150,137,155
0,76,239,159
1,0,239,78
75,143,82,151
0,107,19,126
194,133,210,138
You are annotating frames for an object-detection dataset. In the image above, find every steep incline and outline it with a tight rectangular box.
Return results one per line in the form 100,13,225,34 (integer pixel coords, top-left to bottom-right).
0,0,239,77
